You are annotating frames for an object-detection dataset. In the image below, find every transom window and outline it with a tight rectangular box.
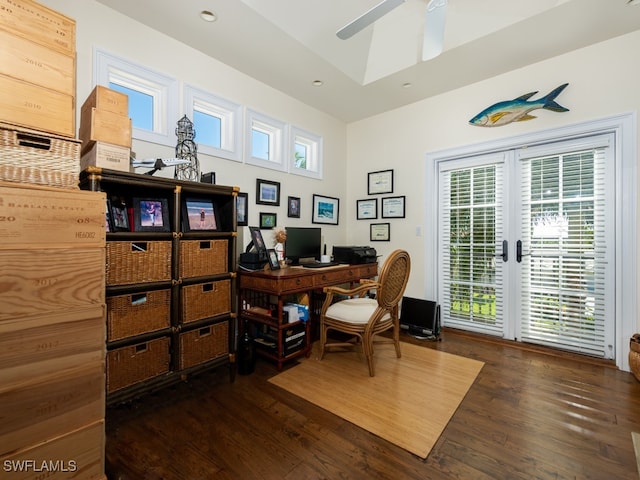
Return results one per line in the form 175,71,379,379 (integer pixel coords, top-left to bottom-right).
245,109,285,171
290,126,322,179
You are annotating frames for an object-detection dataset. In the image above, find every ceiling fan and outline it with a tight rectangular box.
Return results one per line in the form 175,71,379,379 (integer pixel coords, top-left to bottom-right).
336,0,447,61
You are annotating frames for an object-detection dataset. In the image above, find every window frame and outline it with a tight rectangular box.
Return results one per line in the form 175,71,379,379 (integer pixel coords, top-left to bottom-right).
94,48,179,147
245,108,286,172
184,84,242,162
290,125,323,179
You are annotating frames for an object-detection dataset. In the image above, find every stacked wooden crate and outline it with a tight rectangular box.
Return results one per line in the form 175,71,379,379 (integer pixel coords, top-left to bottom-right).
0,182,107,479
79,86,132,172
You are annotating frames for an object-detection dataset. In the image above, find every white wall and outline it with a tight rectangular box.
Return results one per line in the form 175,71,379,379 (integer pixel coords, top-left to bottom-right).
40,0,349,252
347,30,640,307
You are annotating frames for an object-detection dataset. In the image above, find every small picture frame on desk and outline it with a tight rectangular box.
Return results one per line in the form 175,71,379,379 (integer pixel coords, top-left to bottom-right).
267,248,280,270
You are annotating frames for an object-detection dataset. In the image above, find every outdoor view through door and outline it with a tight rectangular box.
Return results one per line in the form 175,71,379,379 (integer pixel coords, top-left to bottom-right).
439,134,614,359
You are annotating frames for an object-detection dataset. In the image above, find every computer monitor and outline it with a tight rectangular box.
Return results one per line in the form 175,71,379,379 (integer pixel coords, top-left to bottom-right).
285,227,321,265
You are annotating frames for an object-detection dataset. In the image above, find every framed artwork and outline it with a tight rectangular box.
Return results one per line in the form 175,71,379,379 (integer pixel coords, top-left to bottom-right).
110,196,130,232
266,248,280,270
357,199,377,220
312,194,339,225
370,223,390,241
200,171,215,184
133,197,170,232
256,178,281,206
260,212,277,229
368,169,394,195
381,196,406,218
288,196,301,218
105,199,113,233
248,226,267,253
236,192,248,227
181,197,217,232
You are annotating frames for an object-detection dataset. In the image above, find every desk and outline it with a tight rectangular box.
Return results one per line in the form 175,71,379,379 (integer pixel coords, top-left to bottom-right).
238,263,378,369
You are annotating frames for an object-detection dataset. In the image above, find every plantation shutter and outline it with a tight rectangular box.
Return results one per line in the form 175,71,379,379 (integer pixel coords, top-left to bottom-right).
517,134,614,356
439,154,506,336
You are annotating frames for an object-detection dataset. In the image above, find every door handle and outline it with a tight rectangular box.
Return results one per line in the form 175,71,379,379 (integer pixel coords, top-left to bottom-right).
516,240,531,263
496,239,508,262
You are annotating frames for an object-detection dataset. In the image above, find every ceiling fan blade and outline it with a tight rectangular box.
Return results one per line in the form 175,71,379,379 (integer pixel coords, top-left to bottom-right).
422,0,447,61
337,0,406,40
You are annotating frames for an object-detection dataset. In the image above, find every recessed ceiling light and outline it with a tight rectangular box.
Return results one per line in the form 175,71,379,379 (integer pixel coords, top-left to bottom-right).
402,82,412,88
200,10,217,22
628,0,640,5
312,80,324,87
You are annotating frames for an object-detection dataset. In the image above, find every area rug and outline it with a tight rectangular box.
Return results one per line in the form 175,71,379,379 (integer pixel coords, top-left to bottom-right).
268,341,484,458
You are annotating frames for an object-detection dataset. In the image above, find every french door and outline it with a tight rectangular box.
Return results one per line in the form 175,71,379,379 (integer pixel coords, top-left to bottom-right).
438,134,615,358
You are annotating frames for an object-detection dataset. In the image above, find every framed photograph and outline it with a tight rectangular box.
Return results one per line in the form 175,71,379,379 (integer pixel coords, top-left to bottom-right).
249,226,267,254
133,198,170,232
266,248,280,270
181,197,217,232
256,178,280,206
110,196,130,232
260,212,277,229
368,169,394,195
370,223,390,241
288,196,301,218
200,172,215,184
312,194,339,225
105,199,113,233
357,199,377,220
381,196,406,218
236,192,248,227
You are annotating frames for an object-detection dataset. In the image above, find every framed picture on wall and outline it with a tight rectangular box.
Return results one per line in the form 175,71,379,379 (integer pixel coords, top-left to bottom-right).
256,179,280,206
260,212,277,229
236,192,248,227
288,196,301,218
370,222,390,241
368,169,393,195
357,199,377,220
312,194,339,225
381,196,406,218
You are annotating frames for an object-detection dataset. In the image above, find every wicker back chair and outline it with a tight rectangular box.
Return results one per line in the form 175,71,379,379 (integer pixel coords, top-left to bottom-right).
319,249,411,376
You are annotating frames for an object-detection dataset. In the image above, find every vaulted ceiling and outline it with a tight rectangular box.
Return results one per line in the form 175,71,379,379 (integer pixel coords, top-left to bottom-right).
96,0,640,122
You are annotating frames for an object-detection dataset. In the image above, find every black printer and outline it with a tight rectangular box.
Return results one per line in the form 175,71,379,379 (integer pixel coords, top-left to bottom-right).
332,246,377,265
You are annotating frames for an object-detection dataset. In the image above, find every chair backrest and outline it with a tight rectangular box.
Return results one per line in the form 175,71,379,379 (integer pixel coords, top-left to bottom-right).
376,250,411,310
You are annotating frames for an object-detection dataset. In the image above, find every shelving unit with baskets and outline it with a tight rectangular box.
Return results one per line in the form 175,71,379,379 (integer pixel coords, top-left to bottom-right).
80,167,238,405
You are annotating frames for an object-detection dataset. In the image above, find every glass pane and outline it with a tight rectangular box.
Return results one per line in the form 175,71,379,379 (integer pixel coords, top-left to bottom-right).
252,129,270,160
193,110,221,148
108,82,153,130
294,143,307,169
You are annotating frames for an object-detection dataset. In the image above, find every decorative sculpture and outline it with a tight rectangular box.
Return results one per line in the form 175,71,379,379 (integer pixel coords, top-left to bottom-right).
174,115,200,181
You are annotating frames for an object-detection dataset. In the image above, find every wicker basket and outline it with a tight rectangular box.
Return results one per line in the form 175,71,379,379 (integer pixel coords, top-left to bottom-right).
179,322,228,369
106,336,170,393
106,240,172,286
0,122,80,189
179,239,228,279
107,289,171,341
181,279,231,324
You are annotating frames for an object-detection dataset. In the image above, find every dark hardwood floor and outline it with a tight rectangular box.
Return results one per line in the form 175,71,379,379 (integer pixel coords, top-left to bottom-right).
105,329,640,479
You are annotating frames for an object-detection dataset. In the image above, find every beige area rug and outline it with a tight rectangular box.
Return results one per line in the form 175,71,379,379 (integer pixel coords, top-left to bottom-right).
268,341,484,458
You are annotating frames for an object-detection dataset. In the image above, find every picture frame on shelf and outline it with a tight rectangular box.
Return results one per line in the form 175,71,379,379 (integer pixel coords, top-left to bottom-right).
133,197,170,232
381,195,406,218
367,169,394,195
236,192,248,227
105,199,113,233
260,212,277,229
267,248,280,270
357,198,377,220
370,222,390,241
288,196,301,218
256,178,281,206
110,196,130,232
312,194,340,225
181,197,218,232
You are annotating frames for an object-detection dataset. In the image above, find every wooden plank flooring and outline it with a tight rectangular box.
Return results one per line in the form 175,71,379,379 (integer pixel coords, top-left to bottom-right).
105,329,640,479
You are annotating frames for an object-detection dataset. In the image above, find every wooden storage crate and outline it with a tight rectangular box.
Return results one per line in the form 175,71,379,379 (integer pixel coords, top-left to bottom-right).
106,240,172,286
0,181,105,249
0,75,74,138
0,121,80,188
80,141,131,172
0,420,105,480
179,321,228,369
0,29,75,96
0,362,104,457
0,248,105,322
0,305,105,386
81,85,128,116
179,239,228,278
181,279,231,324
79,107,131,153
0,0,76,57
106,336,170,393
107,289,171,341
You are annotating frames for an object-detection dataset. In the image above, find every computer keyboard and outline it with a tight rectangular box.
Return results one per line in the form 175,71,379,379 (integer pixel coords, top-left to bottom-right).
301,262,339,268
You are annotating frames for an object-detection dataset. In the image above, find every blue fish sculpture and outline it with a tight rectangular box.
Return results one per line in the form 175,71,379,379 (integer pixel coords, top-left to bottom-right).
469,83,569,127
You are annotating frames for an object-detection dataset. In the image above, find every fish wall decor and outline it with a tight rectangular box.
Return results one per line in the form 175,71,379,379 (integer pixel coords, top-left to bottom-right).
469,83,569,127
